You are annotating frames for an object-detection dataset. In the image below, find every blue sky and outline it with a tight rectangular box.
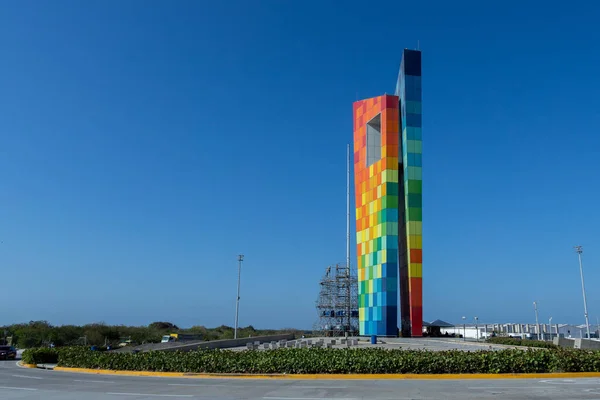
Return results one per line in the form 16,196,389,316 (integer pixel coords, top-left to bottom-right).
1,0,599,329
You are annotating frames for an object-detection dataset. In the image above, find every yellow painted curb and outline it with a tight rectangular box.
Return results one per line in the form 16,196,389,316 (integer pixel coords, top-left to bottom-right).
18,363,38,369
53,367,600,380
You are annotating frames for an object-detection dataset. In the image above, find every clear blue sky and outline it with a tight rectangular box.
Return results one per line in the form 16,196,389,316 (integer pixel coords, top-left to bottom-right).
1,0,599,329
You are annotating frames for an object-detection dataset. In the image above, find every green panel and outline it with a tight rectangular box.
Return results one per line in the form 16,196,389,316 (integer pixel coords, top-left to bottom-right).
407,139,422,154
381,195,398,209
407,207,422,221
407,166,422,180
386,222,399,235
386,182,399,196
407,179,422,194
407,193,422,208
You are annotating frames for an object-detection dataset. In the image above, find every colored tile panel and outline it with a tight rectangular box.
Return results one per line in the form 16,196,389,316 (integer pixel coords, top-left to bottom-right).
354,49,422,338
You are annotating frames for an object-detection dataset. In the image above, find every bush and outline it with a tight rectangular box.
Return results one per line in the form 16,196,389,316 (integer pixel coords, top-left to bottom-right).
52,347,600,374
486,337,558,349
22,348,60,365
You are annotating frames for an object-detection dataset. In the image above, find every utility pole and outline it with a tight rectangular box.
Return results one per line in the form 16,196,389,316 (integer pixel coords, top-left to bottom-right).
533,301,540,340
474,317,479,341
462,316,466,341
234,254,244,339
574,246,591,339
549,317,553,340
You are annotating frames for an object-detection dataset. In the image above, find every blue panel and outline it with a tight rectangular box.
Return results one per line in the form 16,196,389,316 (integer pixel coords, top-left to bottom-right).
406,113,422,128
382,263,398,277
387,249,398,264
386,208,399,222
407,153,422,167
405,127,422,140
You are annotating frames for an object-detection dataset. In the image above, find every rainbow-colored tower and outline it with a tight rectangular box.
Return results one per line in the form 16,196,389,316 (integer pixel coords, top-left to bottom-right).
353,49,422,337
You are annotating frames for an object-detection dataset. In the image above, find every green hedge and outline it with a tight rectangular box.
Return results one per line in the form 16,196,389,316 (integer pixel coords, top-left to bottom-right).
44,347,600,374
22,348,60,365
486,337,558,349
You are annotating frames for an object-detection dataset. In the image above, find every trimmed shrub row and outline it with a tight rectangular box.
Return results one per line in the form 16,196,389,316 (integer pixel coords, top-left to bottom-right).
22,348,61,365
486,337,558,349
18,347,600,374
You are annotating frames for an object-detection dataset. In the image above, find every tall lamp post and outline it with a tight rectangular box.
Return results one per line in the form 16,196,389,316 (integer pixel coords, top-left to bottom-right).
474,317,479,341
549,317,553,340
462,316,466,341
574,246,591,339
234,254,244,339
533,301,540,341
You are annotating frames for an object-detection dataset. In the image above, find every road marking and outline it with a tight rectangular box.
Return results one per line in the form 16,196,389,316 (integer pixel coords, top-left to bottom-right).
11,374,43,380
469,386,553,390
168,383,231,387
0,386,38,391
264,397,357,400
289,386,349,389
74,379,116,383
106,393,194,398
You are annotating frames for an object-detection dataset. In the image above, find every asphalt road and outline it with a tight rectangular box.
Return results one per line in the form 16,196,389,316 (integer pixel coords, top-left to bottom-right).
2,356,600,399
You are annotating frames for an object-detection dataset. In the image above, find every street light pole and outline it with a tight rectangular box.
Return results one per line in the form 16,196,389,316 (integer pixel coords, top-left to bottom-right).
462,316,466,341
234,254,244,339
533,301,540,341
549,317,553,340
474,317,479,341
575,246,591,339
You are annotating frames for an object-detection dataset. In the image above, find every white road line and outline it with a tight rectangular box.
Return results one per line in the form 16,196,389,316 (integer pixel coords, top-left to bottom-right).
74,379,116,383
468,386,553,390
0,386,38,391
106,393,193,398
264,397,358,400
168,383,231,387
289,386,348,389
11,374,43,380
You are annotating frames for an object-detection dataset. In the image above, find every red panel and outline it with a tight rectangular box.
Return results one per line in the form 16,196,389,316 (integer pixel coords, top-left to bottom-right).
384,95,399,109
410,306,423,337
410,277,422,307
410,249,422,263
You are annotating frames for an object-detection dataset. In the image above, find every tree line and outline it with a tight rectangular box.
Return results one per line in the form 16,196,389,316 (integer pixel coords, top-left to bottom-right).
2,321,301,348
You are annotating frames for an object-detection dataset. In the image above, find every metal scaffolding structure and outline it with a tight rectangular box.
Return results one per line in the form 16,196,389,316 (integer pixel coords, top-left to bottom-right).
313,263,359,336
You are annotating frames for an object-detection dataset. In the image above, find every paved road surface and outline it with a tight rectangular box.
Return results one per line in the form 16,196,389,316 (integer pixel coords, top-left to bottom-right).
2,356,600,399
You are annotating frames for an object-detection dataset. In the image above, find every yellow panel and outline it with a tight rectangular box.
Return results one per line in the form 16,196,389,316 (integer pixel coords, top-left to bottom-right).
361,192,366,206
375,264,382,279
376,224,382,238
356,208,362,220
409,221,422,235
368,280,373,293
381,170,389,183
359,268,365,281
410,263,422,278
369,165,374,176
408,234,422,249
376,185,381,199
365,228,370,241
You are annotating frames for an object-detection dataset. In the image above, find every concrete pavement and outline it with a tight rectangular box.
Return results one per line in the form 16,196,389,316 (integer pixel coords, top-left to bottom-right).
3,356,600,399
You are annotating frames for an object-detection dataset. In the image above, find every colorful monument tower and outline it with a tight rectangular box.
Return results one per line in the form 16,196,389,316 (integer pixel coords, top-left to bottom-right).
353,49,422,337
